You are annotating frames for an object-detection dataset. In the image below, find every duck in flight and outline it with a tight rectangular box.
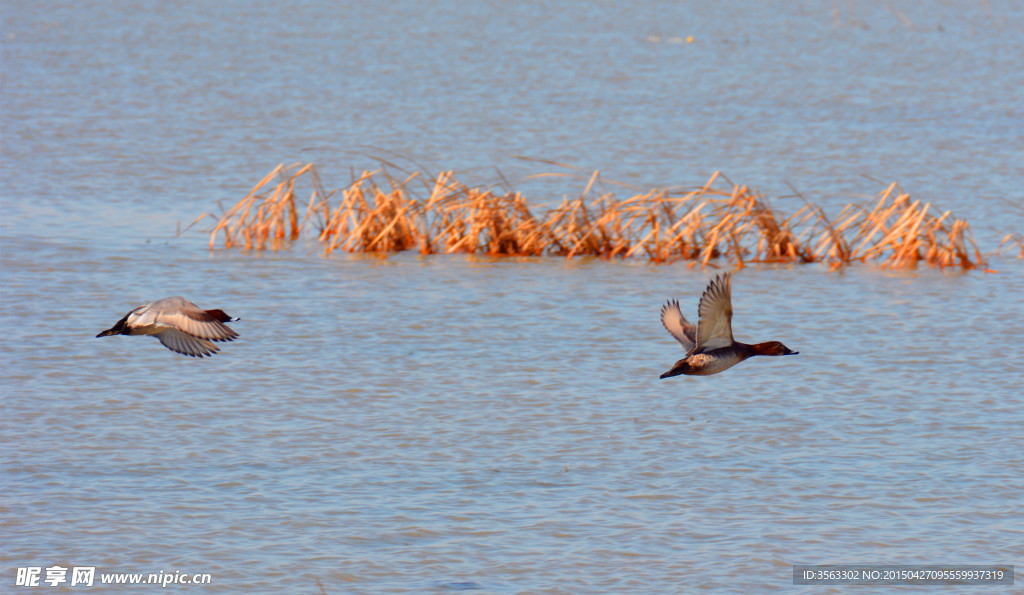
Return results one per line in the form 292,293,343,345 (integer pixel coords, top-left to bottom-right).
660,273,797,377
97,296,239,357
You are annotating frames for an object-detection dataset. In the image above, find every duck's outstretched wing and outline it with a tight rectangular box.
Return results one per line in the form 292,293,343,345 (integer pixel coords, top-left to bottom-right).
661,299,696,352
135,296,239,342
154,328,220,357
695,273,734,351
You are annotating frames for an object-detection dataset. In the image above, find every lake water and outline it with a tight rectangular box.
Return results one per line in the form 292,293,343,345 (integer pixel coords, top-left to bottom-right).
2,1,1022,593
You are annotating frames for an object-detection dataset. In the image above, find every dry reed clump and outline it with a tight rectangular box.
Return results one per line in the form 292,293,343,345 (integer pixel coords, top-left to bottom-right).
314,170,425,255
436,186,549,257
201,162,991,271
806,182,985,270
999,233,1024,260
205,163,309,251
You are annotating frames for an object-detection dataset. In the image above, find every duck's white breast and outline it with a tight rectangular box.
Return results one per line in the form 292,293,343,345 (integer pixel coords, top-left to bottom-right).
688,352,744,376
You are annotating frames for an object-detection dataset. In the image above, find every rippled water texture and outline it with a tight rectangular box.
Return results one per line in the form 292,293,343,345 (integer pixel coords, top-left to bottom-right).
2,1,1022,593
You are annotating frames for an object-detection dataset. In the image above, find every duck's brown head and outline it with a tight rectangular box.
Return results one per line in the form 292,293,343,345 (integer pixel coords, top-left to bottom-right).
204,309,239,323
751,341,798,356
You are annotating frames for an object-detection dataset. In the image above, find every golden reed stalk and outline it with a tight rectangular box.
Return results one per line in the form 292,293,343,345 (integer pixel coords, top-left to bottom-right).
202,163,999,271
